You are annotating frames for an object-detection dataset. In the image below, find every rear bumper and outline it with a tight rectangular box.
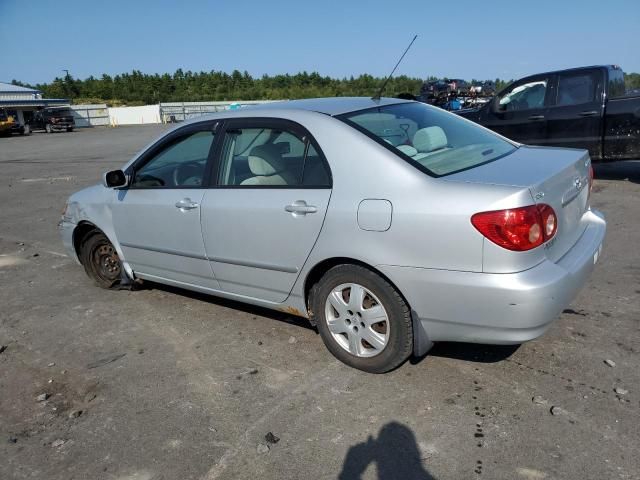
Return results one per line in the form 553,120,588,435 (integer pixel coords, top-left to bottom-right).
379,209,606,346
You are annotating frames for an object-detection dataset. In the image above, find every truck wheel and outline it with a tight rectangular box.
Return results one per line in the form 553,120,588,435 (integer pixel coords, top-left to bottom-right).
310,264,413,373
67,127,73,132
80,231,122,289
45,124,52,133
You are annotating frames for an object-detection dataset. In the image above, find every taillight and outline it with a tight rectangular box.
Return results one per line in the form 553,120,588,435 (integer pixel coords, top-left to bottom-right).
589,164,594,193
471,204,557,251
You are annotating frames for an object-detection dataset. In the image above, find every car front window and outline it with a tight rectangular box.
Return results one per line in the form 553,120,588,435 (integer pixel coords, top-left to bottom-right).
497,79,548,111
339,102,516,177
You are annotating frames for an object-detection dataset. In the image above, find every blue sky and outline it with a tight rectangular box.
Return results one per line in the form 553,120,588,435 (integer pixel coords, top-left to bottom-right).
1,0,638,84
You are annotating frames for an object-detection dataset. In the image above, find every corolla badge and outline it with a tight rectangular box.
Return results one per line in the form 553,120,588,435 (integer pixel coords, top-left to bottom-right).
574,177,584,191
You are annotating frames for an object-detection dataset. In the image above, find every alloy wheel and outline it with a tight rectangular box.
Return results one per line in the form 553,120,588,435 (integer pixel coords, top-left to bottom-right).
324,283,389,358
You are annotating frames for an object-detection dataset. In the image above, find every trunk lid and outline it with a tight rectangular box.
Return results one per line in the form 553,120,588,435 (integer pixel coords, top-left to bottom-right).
445,145,591,263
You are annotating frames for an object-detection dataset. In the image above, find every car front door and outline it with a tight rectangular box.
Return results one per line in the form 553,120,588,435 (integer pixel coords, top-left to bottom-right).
111,121,220,289
482,75,551,145
200,118,332,303
544,68,605,159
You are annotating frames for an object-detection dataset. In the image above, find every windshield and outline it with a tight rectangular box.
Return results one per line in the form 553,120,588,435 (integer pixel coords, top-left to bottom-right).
46,108,72,117
339,102,516,176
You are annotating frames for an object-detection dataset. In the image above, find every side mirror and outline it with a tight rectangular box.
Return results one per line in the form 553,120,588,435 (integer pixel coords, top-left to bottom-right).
103,169,128,188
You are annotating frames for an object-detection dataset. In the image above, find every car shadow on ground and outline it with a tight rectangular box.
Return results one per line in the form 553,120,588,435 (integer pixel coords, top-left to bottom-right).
419,342,520,364
339,421,438,480
141,281,520,364
141,281,317,331
594,160,640,184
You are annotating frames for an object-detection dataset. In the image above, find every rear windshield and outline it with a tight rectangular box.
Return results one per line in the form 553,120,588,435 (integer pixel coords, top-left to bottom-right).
338,102,516,176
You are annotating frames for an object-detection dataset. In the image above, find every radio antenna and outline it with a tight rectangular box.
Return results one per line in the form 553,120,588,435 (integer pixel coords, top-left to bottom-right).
372,34,418,100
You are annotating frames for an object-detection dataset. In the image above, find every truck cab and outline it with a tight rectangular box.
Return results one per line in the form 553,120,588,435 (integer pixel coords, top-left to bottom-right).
458,65,640,161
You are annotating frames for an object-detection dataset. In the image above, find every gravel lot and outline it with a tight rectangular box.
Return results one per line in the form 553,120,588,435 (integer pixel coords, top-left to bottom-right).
1,126,639,480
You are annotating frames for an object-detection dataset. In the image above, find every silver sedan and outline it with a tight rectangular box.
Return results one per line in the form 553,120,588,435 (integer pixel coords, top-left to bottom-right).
59,97,606,373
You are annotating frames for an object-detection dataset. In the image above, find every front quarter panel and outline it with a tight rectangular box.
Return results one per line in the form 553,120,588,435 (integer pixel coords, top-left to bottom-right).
62,184,123,267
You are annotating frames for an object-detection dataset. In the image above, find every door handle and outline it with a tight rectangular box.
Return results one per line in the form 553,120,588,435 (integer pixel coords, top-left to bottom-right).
578,110,598,117
285,200,317,215
528,114,545,121
175,198,199,210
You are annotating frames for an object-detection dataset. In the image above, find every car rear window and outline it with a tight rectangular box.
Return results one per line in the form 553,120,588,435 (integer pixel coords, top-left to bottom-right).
338,102,516,176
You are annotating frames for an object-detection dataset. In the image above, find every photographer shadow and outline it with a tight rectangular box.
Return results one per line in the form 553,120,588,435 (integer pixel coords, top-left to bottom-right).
338,422,437,480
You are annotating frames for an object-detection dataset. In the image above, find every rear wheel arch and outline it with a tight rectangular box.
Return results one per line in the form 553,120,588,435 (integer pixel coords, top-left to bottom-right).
304,257,411,315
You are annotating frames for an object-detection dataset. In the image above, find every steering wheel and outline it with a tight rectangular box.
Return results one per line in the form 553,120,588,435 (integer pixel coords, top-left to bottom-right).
173,162,203,187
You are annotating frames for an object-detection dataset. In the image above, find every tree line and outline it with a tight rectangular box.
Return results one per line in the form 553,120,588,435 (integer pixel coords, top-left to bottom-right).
10,69,640,106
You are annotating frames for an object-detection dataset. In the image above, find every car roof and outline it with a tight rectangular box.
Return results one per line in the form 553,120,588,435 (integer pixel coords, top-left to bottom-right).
520,65,621,79
246,97,409,116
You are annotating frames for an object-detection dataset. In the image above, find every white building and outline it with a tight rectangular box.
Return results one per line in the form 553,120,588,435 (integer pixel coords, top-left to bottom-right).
0,82,68,125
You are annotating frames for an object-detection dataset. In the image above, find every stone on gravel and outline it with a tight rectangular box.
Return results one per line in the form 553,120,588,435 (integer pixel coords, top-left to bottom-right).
265,432,280,444
47,362,55,367
550,406,567,416
604,359,616,368
8,437,17,444
36,393,50,402
0,345,7,354
257,443,270,454
68,409,83,419
51,439,66,448
288,336,297,344
532,395,548,405
248,368,259,375
614,387,628,395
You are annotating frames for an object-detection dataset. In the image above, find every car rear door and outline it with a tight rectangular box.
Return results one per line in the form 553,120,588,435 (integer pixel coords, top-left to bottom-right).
545,68,605,159
199,118,332,303
111,121,220,289
481,74,551,144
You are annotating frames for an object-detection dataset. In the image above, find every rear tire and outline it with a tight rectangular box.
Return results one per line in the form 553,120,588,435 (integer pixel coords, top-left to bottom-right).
66,127,73,132
311,264,413,373
80,231,122,289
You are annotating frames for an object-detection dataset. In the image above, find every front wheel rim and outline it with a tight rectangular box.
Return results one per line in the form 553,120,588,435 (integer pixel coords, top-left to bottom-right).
324,283,389,358
92,243,121,282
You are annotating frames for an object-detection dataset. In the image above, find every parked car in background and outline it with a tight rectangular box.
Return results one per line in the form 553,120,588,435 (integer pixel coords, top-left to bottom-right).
60,97,606,373
457,65,640,161
28,107,75,133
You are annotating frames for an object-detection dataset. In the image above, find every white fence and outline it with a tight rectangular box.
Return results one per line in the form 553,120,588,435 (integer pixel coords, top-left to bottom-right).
68,100,284,127
108,105,161,126
70,104,109,127
159,100,280,123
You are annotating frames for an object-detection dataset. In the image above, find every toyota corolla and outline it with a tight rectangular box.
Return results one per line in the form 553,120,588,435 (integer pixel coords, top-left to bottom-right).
59,97,606,373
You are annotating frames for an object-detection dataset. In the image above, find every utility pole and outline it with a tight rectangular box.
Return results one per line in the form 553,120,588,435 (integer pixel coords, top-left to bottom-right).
62,68,71,98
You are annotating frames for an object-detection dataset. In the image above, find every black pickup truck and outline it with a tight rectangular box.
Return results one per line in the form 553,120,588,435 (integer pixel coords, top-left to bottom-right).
457,65,640,161
28,107,75,133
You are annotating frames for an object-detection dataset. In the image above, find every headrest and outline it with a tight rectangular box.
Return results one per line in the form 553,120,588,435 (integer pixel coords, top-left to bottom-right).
248,144,285,176
396,144,418,157
413,127,448,153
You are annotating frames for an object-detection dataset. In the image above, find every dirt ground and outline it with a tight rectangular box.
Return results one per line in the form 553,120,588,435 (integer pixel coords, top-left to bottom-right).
1,126,638,480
